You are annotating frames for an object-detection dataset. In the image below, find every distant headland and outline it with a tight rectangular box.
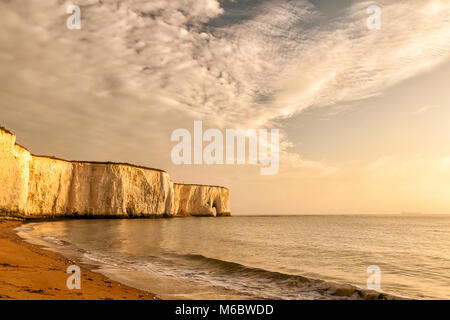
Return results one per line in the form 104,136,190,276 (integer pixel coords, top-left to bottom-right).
400,211,424,215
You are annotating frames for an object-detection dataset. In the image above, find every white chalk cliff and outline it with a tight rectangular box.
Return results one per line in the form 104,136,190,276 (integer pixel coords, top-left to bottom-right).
0,128,230,219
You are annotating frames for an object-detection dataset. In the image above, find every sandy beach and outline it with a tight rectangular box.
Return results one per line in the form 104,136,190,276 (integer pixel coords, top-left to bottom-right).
0,220,158,300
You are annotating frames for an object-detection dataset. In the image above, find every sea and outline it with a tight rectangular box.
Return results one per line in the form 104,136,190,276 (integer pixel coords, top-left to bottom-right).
16,215,450,300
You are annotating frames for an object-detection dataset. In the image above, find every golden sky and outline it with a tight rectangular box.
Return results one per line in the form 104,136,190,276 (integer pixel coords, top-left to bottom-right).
1,0,449,214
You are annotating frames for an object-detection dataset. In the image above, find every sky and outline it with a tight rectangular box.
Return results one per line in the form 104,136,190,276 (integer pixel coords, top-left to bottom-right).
0,0,449,214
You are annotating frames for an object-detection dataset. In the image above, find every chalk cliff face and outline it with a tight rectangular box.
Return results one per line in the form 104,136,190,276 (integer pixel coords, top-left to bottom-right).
174,184,231,217
0,129,29,214
0,128,230,218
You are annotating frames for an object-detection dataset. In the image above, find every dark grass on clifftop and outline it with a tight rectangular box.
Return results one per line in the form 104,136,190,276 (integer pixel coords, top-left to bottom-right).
174,183,229,190
32,154,167,173
2,126,230,189
0,126,13,135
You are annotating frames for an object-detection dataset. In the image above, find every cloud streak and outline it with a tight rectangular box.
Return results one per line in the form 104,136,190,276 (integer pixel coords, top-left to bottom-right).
0,0,449,168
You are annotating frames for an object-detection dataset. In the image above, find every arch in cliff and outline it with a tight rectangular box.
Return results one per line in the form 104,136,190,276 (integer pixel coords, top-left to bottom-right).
212,198,222,217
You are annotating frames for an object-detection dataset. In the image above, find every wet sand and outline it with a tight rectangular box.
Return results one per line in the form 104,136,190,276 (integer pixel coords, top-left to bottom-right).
0,220,159,300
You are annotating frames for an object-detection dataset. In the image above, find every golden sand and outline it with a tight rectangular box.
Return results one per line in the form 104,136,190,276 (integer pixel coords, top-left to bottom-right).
0,220,159,300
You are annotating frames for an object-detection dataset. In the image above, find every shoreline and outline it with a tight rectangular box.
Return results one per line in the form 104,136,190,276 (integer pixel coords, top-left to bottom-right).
0,220,159,300
0,219,411,300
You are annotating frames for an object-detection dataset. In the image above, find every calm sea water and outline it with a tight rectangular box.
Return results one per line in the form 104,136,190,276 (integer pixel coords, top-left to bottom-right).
18,215,450,299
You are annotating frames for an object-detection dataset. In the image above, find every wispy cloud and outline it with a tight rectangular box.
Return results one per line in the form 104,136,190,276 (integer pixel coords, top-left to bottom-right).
412,105,438,115
271,0,450,120
0,0,449,168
